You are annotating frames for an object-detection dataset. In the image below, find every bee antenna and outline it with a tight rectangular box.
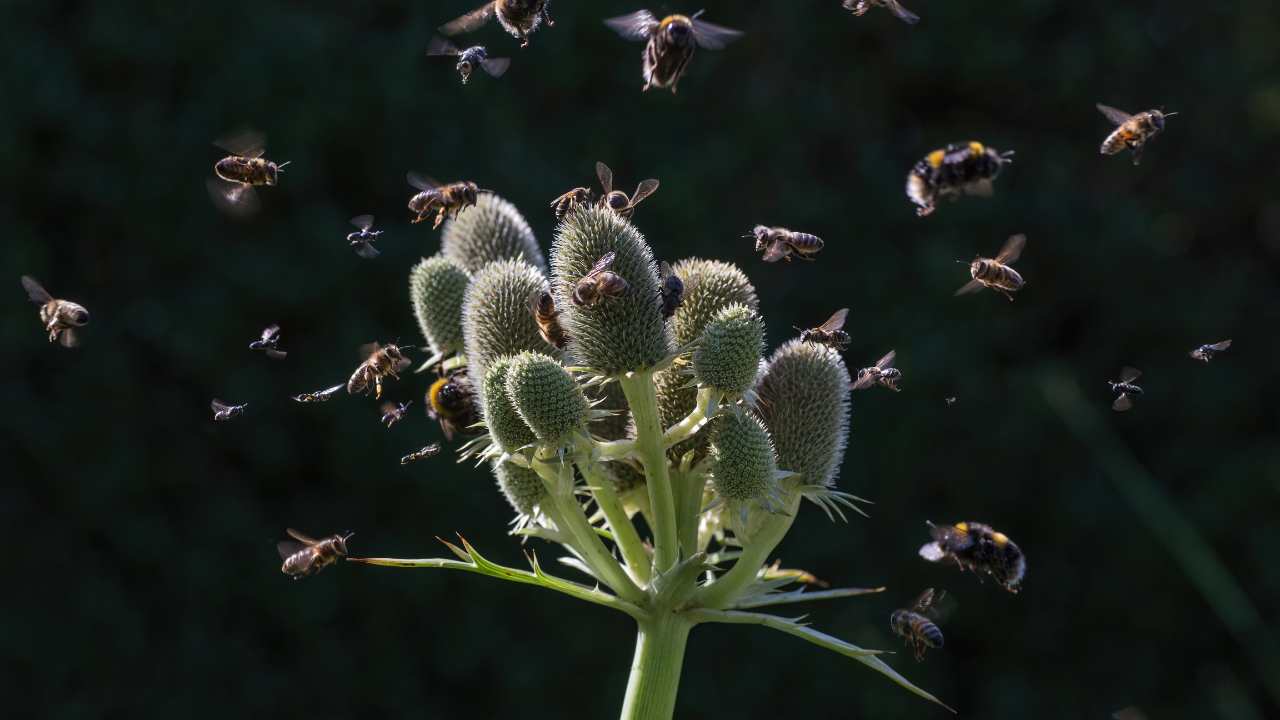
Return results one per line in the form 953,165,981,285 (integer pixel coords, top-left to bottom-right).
1163,111,1179,117
692,8,706,19
276,161,292,171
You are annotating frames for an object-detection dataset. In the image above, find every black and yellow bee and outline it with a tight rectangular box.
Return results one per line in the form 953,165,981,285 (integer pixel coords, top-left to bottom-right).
919,521,1025,593
428,370,479,441
906,141,1014,217
1097,103,1177,166
889,588,945,661
440,0,554,49
604,9,743,94
208,130,289,215
843,0,919,25
407,173,484,229
749,226,825,263
348,342,412,400
21,275,89,348
278,528,352,579
955,234,1027,302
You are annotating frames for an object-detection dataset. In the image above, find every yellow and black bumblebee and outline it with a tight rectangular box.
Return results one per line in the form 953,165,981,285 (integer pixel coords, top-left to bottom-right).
604,9,743,94
906,141,1014,217
919,521,1025,593
439,0,554,49
1097,103,1177,166
427,370,479,441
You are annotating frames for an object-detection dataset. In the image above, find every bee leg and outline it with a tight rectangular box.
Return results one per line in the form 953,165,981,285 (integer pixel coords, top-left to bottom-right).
375,376,384,400
432,209,446,229
998,288,1015,302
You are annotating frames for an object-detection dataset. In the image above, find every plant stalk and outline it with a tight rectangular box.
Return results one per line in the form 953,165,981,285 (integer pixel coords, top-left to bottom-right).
620,373,679,573
693,492,802,609
619,615,693,720
580,455,652,585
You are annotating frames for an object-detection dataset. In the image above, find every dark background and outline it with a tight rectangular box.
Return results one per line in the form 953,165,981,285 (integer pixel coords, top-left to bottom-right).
5,1,1279,718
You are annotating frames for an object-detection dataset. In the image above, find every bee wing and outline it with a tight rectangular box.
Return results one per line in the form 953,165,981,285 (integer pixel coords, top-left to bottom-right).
286,528,319,544
350,214,374,231
1096,103,1134,126
406,172,440,191
1209,339,1232,351
595,161,614,195
480,56,511,78
59,328,79,348
358,342,381,360
206,178,260,217
20,275,53,304
354,242,381,259
1112,393,1133,412
213,128,266,158
910,588,937,612
379,401,397,416
818,308,849,333
319,383,346,399
631,178,660,205
277,540,306,561
954,278,985,296
261,324,281,343
962,178,995,197
995,234,1026,265
587,251,618,278
690,17,744,50
393,354,413,373
425,34,461,56
1119,366,1142,383
761,239,789,263
439,1,496,36
265,349,287,360
884,0,920,24
604,10,660,42
876,350,897,371
211,398,231,413
851,371,877,391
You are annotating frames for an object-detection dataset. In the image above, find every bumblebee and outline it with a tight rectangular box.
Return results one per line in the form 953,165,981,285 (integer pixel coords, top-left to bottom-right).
208,130,289,215
21,275,89,348
1189,339,1231,363
1097,104,1177,166
798,308,850,351
401,443,443,465
906,141,1014,217
278,528,352,579
658,261,684,319
248,323,287,359
407,173,484,229
604,9,743,94
347,215,382,259
851,350,900,392
890,588,945,661
955,234,1027,302
348,342,411,400
749,226,825,263
440,0,554,48
426,35,510,84
919,521,1025,593
292,384,345,403
211,399,248,422
529,289,569,350
843,0,920,25
428,370,479,441
1107,366,1143,412
572,251,630,307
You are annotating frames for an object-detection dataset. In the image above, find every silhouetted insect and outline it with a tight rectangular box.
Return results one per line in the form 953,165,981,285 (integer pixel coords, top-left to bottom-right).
440,0,554,48
208,129,289,215
278,528,352,579
851,350,900,392
401,443,443,465
21,275,89,348
604,9,742,94
956,234,1027,302
427,371,478,441
211,399,247,421
380,401,412,428
292,384,345,403
407,173,484,229
1189,339,1231,363
248,324,287,359
1097,103,1177,166
596,161,660,219
529,289,569,349
347,215,382,259
426,35,510,84
349,343,412,400
750,226,825,263
799,308,850,351
890,588,945,661
843,0,919,24
1108,366,1143,412
906,141,1014,217
944,396,957,407
572,251,630,307
919,521,1026,593
658,262,684,319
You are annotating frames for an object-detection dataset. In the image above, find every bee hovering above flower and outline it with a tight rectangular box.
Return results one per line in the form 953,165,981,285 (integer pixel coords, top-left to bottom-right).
851,350,900,392
347,215,382,259
1097,103,1177,166
842,0,920,25
955,234,1027,302
278,528,352,579
407,173,485,229
207,129,290,216
248,323,287,359
749,226,825,263
1189,339,1231,363
348,342,412,400
906,141,1014,217
604,9,743,94
439,0,554,49
426,35,511,84
21,275,89,348
798,308,851,351
211,399,248,422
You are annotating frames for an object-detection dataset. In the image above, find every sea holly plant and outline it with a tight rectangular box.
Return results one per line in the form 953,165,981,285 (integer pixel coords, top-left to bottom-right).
367,199,951,718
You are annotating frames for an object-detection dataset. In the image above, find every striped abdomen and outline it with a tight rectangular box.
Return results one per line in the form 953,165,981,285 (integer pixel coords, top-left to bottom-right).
973,260,1024,292
890,610,943,647
644,29,695,90
783,231,824,256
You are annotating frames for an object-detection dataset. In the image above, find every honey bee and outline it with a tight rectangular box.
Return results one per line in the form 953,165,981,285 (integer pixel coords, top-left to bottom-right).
529,289,569,350
380,400,412,428
572,251,630,307
401,443,443,465
208,130,289,215
749,226,825,263
658,261,684,319
407,173,484,229
278,528,352,579
426,35,511,84
1107,366,1143,412
211,399,248,421
439,0,554,48
596,162,660,219
906,141,1014,217
889,588,945,661
799,308,850,351
1189,339,1231,363
292,383,345,403
843,0,920,24
919,521,1026,593
604,9,743,94
851,350,900,392
348,342,412,400
427,370,479,441
955,234,1027,302
347,215,382,259
549,185,594,221
21,275,89,348
1097,104,1177,166
248,323,287,359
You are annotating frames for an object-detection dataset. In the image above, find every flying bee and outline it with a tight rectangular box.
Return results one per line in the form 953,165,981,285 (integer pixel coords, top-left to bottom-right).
1097,103,1177,166
944,396,958,407
21,275,89,348
278,528,352,579
1107,366,1143,412
919,521,1026,593
604,9,743,94
439,0,554,48
572,251,630,307
427,370,479,441
843,0,920,24
426,35,511,84
955,233,1027,302
401,443,443,465
1189,339,1231,363
906,141,1014,217
529,289,569,350
211,399,247,421
798,308,851,351
749,226,825,263
248,323,287,359
890,588,946,661
380,400,412,428
348,342,412,400
347,215,382,259
407,173,484,229
851,350,901,392
658,261,684,319
208,129,289,215
292,383,345,403
595,161,660,219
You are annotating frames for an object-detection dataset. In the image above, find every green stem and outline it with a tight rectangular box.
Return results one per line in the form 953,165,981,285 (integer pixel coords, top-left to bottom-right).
693,492,801,609
662,387,719,447
672,468,705,558
580,456,652,585
620,373,679,573
619,616,692,720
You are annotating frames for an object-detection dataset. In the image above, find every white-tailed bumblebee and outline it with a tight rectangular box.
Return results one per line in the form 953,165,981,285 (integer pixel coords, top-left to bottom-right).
889,588,945,661
278,528,352,579
1107,366,1143,412
906,141,1014,217
1097,104,1177,166
21,275,89,348
955,234,1027,302
427,35,510,84
799,308,850,351
604,9,742,94
919,521,1025,593
1189,339,1231,363
440,0,554,49
427,370,478,441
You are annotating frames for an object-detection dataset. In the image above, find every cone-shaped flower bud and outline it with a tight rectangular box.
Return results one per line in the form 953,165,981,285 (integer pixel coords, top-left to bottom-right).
441,193,546,273
504,351,588,448
710,408,783,537
693,304,764,396
493,460,546,518
482,357,537,453
669,258,760,347
409,254,470,358
550,207,671,375
462,259,553,397
756,339,851,489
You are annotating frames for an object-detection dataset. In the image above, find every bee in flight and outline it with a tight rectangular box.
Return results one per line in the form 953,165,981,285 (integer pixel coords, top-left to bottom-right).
1107,366,1143,412
919,521,1026,593
658,262,684,319
572,251,630,307
292,383,345,403
906,141,1014,217
426,35,511,84
1189,339,1231,363
21,275,89,348
1097,103,1177,166
944,396,958,407
596,162,660,219
380,401,412,428
248,323,287,359
348,342,412,400
851,350,900,392
347,215,382,259
750,226,825,263
529,289,569,350
604,9,743,94
211,399,248,422
428,370,479,441
890,588,946,661
439,0,554,48
401,443,443,465
278,528,352,579
799,308,851,351
208,129,289,216
843,0,920,25
407,173,484,229
956,233,1027,302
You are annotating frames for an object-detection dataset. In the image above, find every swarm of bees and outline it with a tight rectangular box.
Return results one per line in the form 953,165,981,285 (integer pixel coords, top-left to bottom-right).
441,0,554,49
248,324,287,359
890,588,945,661
529,288,569,349
427,36,511,84
427,370,478,441
278,528,353,579
1189,340,1231,363
1097,103,1177,166
21,276,89,348
750,226,825,263
208,129,289,216
347,215,382,259
572,252,630,307
843,0,920,25
1107,367,1144,412
956,234,1027,302
550,162,659,221
798,308,850,351
851,350,901,392
211,399,248,422
348,342,411,400
919,521,1026,593
407,173,484,229
604,9,743,94
906,141,1014,217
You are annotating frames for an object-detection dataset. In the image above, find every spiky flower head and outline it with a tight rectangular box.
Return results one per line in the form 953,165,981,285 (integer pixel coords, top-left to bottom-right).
710,407,785,539
550,207,672,375
462,259,554,397
441,193,546,274
492,459,546,520
482,357,537,454
409,254,469,360
693,304,764,396
757,339,851,490
504,351,588,448
668,258,760,346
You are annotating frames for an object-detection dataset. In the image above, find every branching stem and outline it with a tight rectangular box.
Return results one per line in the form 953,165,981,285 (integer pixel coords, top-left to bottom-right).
579,453,652,585
692,492,801,609
620,372,679,573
